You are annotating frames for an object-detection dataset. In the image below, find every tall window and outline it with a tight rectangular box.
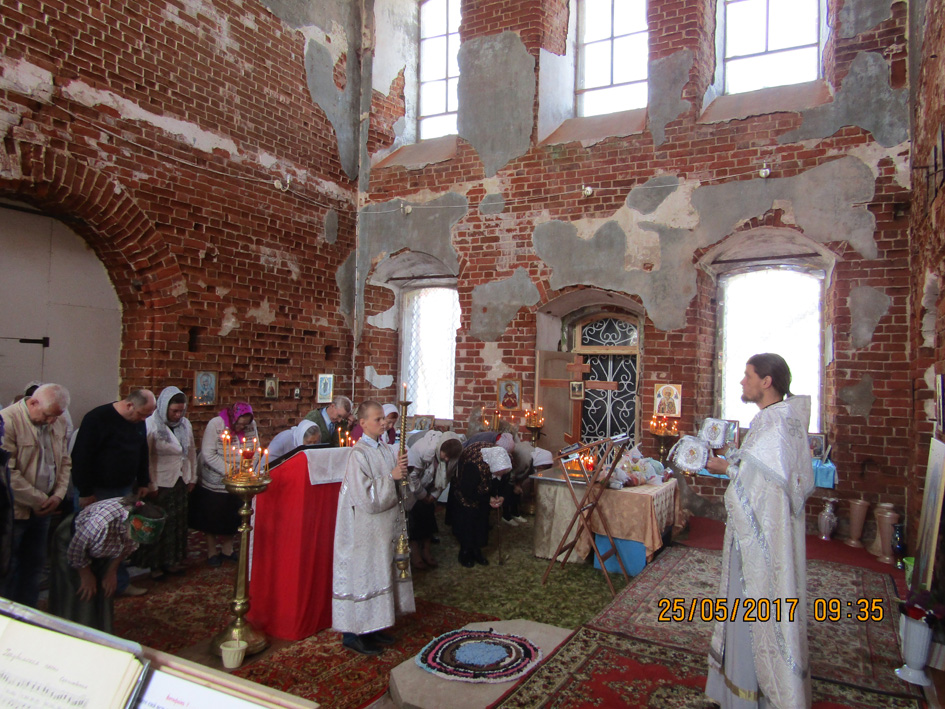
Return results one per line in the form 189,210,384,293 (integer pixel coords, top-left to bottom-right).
719,269,823,432
419,0,461,140
577,0,648,117
721,0,824,94
401,287,461,418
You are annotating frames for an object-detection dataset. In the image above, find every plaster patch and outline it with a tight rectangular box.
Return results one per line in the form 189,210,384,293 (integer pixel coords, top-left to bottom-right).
258,152,279,169
458,32,536,177
0,110,21,136
479,342,515,380
849,285,891,348
626,175,679,214
62,81,239,156
648,50,692,147
479,193,506,215
778,52,908,148
836,140,912,189
825,325,834,366
470,268,540,341
219,306,240,336
922,271,941,348
364,365,394,389
838,375,876,418
373,0,416,97
337,252,356,324
0,56,53,102
305,38,360,179
838,0,893,39
215,286,230,297
367,302,399,330
163,0,238,52
325,209,339,244
170,280,188,298
247,298,277,325
258,246,301,281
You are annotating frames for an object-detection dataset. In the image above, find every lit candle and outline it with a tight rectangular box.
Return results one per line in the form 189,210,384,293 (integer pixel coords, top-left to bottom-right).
264,448,269,472
403,382,407,401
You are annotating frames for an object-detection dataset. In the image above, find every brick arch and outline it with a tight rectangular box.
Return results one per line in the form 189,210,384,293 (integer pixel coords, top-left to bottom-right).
0,141,189,388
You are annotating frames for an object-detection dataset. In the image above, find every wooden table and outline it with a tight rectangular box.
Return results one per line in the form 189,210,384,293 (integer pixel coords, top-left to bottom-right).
532,473,681,570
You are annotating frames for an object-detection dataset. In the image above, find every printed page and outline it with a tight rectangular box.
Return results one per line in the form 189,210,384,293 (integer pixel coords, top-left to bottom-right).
137,669,267,709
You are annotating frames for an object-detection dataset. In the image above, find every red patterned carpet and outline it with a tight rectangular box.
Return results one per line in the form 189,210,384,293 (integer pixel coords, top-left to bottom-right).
493,545,925,709
232,599,497,708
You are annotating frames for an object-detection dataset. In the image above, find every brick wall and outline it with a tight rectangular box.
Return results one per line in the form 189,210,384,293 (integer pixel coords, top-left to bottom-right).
0,0,358,440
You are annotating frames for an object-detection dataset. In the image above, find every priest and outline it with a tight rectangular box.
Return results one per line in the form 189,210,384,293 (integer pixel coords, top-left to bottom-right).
332,400,414,656
704,353,813,709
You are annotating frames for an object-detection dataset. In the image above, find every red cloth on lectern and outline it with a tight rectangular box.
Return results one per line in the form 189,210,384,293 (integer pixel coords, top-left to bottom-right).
246,452,340,640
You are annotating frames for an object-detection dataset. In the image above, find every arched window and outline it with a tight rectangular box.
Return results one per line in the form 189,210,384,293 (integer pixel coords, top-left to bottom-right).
719,268,823,431
401,286,461,418
576,0,649,117
719,0,826,94
418,0,461,140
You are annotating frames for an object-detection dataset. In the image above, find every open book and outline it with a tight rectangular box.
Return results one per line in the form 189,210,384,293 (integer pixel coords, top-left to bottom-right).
0,611,146,708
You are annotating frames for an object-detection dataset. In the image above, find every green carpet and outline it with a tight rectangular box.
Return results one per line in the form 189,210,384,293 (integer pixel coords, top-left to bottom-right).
412,506,625,630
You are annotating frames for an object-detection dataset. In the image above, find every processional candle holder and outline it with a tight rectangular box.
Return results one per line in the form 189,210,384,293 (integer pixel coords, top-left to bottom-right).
394,385,411,579
210,433,271,657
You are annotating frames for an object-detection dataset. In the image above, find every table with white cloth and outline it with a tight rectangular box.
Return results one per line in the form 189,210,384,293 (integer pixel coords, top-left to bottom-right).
532,472,682,574
246,448,351,641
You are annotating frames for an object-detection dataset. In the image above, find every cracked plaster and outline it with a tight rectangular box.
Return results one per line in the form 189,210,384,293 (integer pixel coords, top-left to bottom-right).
325,209,339,244
247,298,277,325
534,157,876,330
849,285,891,348
839,0,893,39
626,176,680,214
778,52,909,148
922,272,940,348
479,193,506,215
365,365,394,389
219,306,240,336
470,268,541,341
458,32,535,177
479,342,516,380
648,50,692,147
839,375,877,418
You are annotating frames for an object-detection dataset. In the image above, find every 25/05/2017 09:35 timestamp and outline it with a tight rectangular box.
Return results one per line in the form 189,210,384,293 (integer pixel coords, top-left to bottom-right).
657,597,886,623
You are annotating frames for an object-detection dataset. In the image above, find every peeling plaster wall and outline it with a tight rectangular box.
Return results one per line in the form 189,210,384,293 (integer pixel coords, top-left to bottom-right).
470,268,541,341
849,285,892,348
839,375,877,417
373,0,418,147
839,0,894,38
457,32,536,177
648,50,692,147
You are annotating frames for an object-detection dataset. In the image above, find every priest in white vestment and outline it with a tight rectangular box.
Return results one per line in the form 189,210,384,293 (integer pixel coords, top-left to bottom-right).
705,353,814,709
332,401,415,655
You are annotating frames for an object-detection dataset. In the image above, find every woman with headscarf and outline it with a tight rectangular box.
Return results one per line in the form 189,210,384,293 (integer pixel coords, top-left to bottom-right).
267,419,321,461
350,403,399,444
448,443,511,568
191,402,258,566
136,386,196,580
406,429,462,569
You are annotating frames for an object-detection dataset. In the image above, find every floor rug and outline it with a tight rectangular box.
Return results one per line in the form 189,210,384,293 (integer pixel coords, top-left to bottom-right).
584,545,923,702
232,598,498,708
416,628,542,683
491,626,926,709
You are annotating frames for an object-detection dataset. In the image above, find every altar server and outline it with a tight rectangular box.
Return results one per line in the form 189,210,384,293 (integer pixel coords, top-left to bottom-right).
332,400,414,656
704,353,813,709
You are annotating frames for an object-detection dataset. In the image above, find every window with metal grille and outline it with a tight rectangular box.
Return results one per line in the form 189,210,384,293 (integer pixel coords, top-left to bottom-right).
401,287,460,418
719,268,823,432
721,0,825,95
419,0,461,140
576,0,648,117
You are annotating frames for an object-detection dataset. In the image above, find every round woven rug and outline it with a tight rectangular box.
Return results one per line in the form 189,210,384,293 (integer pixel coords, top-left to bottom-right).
415,628,543,683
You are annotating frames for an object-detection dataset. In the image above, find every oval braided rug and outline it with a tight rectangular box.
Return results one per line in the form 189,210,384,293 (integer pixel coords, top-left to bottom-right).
415,628,542,683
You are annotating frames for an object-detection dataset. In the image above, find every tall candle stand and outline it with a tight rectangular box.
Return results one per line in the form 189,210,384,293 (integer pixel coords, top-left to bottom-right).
525,408,545,444
648,415,679,464
394,389,412,579
210,435,271,657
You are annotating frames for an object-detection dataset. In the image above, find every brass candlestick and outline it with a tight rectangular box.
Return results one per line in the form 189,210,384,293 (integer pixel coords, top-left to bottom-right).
210,437,271,657
394,393,412,579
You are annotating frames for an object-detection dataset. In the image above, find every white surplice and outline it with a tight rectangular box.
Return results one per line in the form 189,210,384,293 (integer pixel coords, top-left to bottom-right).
707,395,814,709
331,435,415,635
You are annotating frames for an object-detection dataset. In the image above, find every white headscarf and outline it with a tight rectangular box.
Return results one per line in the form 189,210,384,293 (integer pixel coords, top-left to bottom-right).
151,386,190,456
531,447,554,468
382,403,398,419
292,419,319,447
481,446,512,476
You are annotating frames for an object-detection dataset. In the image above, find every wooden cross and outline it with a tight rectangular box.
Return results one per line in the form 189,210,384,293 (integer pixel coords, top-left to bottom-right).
539,355,618,444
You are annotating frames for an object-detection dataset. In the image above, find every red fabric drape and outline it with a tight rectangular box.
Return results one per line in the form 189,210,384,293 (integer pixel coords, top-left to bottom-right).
247,453,341,640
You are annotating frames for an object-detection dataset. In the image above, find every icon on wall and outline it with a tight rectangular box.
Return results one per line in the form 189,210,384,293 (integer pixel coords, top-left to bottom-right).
653,384,681,418
317,374,334,404
194,371,217,406
264,377,279,400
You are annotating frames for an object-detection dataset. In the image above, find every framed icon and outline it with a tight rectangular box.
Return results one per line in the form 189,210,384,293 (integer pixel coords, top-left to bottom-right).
653,383,681,418
264,377,279,400
316,373,334,404
569,381,585,400
497,378,522,411
193,371,216,406
808,433,826,460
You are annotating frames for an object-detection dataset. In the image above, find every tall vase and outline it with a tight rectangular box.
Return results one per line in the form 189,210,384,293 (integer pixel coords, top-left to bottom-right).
896,615,934,686
892,523,907,569
868,503,895,556
845,499,869,548
818,498,838,540
877,511,899,564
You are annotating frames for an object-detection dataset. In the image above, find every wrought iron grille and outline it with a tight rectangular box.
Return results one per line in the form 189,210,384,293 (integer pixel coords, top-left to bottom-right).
579,317,639,441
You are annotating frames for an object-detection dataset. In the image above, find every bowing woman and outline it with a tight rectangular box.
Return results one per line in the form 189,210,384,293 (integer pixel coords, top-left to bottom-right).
448,443,511,568
191,402,258,566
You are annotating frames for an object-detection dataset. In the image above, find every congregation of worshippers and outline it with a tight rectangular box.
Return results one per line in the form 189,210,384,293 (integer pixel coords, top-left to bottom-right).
0,381,555,654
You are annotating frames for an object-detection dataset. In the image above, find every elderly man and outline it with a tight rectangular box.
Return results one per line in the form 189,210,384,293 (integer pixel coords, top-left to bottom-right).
304,395,353,447
0,383,72,607
71,389,156,597
704,354,814,709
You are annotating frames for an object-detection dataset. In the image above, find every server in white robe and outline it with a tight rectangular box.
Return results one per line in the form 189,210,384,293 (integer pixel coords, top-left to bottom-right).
332,401,414,656
705,353,814,709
